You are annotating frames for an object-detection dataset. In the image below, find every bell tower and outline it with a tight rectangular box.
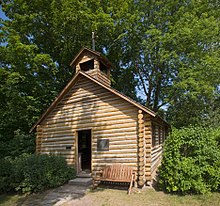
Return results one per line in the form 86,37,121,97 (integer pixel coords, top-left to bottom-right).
70,48,112,87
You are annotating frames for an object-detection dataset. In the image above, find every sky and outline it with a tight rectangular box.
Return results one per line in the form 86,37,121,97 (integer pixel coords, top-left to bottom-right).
0,6,8,20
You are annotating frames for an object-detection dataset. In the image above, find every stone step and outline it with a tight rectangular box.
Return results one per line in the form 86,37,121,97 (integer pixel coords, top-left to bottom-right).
77,173,92,178
68,178,93,186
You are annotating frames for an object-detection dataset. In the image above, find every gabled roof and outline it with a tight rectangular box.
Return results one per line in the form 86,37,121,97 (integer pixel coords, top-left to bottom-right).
70,47,115,69
30,71,157,132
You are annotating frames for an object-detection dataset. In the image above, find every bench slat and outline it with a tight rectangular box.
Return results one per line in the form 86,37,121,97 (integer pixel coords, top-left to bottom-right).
93,164,136,194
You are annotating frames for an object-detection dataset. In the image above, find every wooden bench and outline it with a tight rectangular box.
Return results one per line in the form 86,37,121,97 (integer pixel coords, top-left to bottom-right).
93,165,136,195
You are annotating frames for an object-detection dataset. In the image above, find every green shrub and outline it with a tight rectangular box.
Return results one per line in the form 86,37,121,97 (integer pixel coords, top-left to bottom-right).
159,126,220,194
0,154,76,193
0,158,14,193
13,154,76,193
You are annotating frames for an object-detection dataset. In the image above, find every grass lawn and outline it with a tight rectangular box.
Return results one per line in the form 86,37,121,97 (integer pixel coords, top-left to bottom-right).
0,193,27,206
83,188,220,206
0,187,220,206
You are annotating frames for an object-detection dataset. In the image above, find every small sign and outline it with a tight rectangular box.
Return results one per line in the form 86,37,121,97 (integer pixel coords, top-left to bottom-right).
66,146,72,150
97,139,109,151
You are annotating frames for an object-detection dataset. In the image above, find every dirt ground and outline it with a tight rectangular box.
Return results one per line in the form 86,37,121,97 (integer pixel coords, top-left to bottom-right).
1,184,220,206
64,187,220,206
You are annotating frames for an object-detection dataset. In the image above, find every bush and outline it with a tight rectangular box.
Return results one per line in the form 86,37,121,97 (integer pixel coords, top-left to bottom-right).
0,154,76,193
14,154,76,193
0,158,14,193
159,126,220,194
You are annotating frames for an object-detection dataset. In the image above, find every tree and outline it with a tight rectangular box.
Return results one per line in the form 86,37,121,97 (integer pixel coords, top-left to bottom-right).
0,0,137,157
106,0,220,121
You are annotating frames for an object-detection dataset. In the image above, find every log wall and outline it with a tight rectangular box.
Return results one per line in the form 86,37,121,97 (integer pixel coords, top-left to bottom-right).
151,121,166,179
144,114,152,184
38,76,139,173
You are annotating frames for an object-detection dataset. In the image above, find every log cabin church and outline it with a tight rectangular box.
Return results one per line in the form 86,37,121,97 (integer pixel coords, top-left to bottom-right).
30,48,170,187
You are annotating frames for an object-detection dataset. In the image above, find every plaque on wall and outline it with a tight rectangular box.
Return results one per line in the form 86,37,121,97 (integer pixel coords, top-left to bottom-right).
97,139,109,151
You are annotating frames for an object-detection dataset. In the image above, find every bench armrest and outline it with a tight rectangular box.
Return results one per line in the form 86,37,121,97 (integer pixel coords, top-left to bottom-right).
93,170,103,178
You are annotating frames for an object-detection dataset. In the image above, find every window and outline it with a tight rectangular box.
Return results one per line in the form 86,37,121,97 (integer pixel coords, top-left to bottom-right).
97,139,109,151
80,59,94,71
100,62,108,75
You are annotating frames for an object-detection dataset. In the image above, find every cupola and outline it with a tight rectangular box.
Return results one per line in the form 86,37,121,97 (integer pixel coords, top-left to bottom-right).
70,48,113,87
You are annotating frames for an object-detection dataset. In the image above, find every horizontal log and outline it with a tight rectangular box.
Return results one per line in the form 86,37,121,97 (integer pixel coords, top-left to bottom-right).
94,127,136,135
92,154,137,159
42,129,137,139
92,145,137,151
94,149,138,154
145,139,152,144
92,159,136,163
145,153,151,158
92,163,138,168
151,146,163,155
145,172,151,176
151,156,162,166
42,121,137,133
93,139,137,146
40,143,74,148
44,115,136,130
151,149,162,161
51,96,135,115
144,122,151,126
151,159,161,174
41,137,74,143
145,176,152,181
94,131,137,139
59,87,118,104
40,146,75,151
47,105,137,123
41,125,137,137
145,134,152,138
40,150,75,155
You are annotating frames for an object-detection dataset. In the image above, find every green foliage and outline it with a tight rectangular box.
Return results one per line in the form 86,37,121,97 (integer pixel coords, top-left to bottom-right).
0,158,14,193
0,130,35,159
0,154,76,194
14,154,76,193
159,127,220,194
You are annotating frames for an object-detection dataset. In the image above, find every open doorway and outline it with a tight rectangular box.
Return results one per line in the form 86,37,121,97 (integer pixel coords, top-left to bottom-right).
77,130,91,174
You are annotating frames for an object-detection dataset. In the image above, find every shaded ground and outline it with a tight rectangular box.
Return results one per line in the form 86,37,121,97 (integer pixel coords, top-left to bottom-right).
0,184,87,206
0,184,220,206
